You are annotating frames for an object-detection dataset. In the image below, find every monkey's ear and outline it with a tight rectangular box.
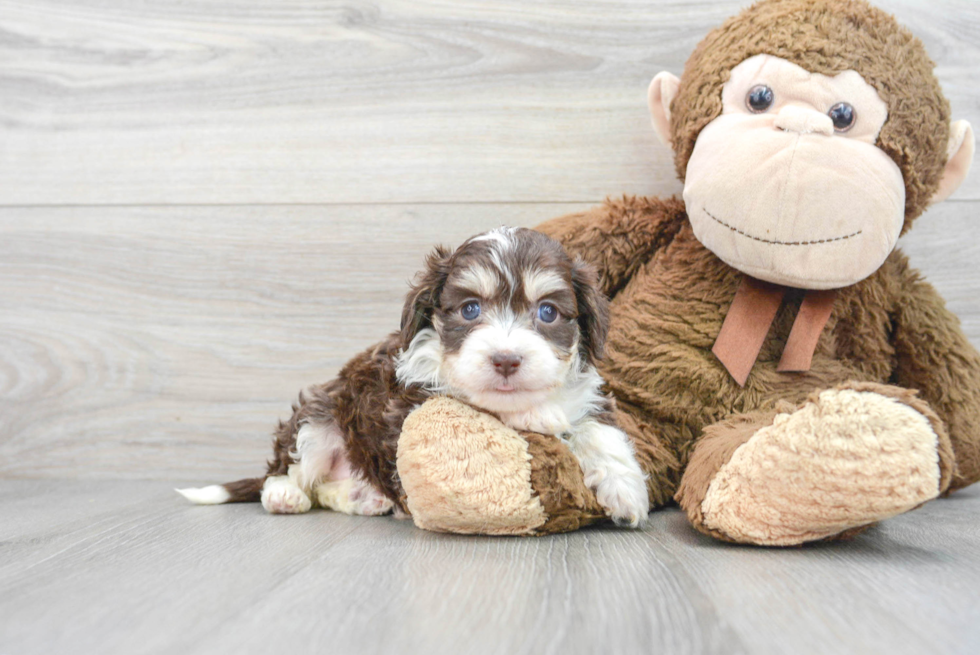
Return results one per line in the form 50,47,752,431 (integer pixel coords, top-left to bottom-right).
931,120,975,204
648,71,680,148
571,259,610,366
400,245,453,344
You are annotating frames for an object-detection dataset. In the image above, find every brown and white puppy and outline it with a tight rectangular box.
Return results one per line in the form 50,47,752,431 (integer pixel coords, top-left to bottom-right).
177,227,649,526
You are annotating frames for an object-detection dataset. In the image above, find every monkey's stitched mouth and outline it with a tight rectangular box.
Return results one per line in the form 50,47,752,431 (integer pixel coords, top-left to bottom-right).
703,208,862,246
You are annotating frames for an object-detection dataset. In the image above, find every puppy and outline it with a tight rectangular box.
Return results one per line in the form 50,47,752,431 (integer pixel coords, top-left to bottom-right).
178,227,649,526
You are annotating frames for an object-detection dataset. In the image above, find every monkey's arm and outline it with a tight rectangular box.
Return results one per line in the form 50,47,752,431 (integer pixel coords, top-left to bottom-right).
535,196,688,298
891,261,980,491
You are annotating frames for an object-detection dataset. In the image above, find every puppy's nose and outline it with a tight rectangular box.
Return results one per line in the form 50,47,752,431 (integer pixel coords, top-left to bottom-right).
491,352,522,378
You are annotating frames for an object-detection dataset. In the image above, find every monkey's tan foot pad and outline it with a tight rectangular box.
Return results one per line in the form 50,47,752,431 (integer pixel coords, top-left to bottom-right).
397,397,605,536
691,388,946,546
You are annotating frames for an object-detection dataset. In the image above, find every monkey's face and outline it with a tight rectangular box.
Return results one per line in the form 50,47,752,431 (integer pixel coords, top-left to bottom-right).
682,55,904,290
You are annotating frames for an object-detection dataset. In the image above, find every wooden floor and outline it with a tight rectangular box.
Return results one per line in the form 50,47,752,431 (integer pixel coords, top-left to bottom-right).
2,1,980,653
2,479,980,655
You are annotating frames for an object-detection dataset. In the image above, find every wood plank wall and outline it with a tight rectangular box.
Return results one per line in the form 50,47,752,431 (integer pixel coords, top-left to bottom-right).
1,0,978,482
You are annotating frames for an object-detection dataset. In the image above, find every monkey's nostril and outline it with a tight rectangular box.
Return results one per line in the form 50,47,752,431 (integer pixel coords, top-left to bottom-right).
773,105,834,136
491,353,523,377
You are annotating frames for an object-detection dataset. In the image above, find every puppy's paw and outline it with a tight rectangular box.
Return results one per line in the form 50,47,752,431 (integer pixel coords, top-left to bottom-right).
261,476,312,514
350,482,395,516
346,480,395,516
592,467,650,528
315,478,394,516
503,405,571,436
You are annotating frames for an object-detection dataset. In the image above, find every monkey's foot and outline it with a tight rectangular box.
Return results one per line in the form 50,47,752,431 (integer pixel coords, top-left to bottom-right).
676,383,954,546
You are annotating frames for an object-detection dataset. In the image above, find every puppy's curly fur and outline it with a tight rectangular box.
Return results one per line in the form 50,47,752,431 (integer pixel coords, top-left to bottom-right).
178,227,649,526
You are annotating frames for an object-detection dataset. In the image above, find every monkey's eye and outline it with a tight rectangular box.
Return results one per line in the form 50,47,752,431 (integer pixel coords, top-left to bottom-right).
461,301,481,321
537,302,559,324
746,85,774,113
828,102,857,132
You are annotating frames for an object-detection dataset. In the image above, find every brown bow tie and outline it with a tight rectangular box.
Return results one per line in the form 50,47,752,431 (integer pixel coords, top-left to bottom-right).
712,276,837,386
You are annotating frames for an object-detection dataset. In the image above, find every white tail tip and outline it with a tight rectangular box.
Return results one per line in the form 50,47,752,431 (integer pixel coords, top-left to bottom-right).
175,485,231,505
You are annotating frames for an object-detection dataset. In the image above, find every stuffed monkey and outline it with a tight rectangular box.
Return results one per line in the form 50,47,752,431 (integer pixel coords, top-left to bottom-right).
397,0,979,543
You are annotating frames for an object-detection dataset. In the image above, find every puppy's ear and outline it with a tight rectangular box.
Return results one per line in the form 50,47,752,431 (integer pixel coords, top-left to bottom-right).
571,259,609,365
401,245,453,344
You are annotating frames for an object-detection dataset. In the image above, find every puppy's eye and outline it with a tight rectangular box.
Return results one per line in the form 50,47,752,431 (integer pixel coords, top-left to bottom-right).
461,301,481,321
537,302,559,324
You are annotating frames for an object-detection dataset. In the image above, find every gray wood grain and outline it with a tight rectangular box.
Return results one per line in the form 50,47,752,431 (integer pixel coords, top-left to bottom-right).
1,0,977,205
1,479,978,655
0,203,579,481
2,3,980,653
1,201,977,482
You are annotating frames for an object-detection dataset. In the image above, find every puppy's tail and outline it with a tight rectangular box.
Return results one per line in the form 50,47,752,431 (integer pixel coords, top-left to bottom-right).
175,476,265,505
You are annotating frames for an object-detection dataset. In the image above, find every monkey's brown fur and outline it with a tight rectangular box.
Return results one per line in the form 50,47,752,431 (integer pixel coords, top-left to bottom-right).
538,195,980,499
397,0,980,542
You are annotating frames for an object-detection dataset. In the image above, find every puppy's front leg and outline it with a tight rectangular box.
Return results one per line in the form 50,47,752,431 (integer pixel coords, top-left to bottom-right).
566,420,649,527
500,404,572,436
